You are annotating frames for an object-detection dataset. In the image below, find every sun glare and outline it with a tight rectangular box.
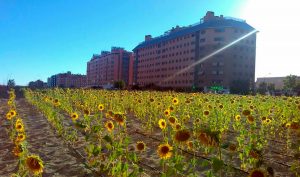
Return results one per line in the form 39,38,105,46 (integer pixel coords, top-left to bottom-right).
239,0,300,78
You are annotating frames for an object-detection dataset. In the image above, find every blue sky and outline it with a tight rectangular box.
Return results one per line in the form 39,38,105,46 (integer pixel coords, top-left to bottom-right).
1,0,299,85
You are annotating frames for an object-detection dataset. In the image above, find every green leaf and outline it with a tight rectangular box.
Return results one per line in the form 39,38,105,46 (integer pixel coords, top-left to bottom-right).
201,160,210,167
211,157,224,172
174,163,184,172
103,135,113,144
166,167,176,176
221,143,229,149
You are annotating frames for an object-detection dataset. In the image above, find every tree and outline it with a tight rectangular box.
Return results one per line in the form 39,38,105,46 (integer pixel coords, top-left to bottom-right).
267,83,275,93
7,79,15,88
257,82,267,95
283,75,298,93
113,80,125,89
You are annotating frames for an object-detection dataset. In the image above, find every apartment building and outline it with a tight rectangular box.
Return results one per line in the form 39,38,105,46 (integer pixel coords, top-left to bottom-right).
87,47,134,87
47,71,87,88
133,11,257,90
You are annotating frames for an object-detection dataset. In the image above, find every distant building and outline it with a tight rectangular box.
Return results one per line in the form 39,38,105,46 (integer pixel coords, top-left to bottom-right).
133,11,257,90
256,76,300,90
87,47,134,87
28,80,46,89
47,72,87,88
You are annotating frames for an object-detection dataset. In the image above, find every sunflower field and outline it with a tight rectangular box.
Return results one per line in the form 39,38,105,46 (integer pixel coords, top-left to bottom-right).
4,88,300,177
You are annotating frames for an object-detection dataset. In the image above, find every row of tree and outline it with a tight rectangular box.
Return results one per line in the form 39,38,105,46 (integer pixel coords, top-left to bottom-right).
257,75,300,95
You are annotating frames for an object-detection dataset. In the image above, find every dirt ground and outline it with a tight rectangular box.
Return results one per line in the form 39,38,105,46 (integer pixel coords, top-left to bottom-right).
0,99,90,177
0,98,296,177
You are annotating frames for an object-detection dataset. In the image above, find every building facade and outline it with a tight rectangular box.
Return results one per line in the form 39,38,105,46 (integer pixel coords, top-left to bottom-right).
87,47,134,87
47,72,87,88
133,11,257,90
256,76,300,90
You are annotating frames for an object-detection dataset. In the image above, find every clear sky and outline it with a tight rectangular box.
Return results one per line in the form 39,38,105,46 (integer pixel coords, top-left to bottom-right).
0,0,299,86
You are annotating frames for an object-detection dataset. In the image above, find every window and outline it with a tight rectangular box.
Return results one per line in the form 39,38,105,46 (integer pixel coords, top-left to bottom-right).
214,37,224,42
215,28,225,33
200,38,206,43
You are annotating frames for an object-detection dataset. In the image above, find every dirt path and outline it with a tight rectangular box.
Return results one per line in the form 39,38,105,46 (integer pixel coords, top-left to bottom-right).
15,99,89,177
0,99,19,176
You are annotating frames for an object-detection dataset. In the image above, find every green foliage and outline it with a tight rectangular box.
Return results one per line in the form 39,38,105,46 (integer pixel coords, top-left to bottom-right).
284,74,298,92
113,80,125,89
7,79,16,88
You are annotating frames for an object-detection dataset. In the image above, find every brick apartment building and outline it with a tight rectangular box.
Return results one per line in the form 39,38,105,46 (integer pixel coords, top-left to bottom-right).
133,11,257,90
47,71,87,88
87,47,134,87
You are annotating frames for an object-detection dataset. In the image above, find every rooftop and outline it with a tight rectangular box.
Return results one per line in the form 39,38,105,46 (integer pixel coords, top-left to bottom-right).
133,11,255,51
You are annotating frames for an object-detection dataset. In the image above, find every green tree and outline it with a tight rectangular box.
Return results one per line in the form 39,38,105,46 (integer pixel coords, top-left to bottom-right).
7,79,16,88
257,82,267,95
267,83,275,92
283,75,298,93
113,80,125,89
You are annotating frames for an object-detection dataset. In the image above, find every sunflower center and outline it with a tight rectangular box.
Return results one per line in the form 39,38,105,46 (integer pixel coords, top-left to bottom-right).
161,146,170,154
137,143,145,150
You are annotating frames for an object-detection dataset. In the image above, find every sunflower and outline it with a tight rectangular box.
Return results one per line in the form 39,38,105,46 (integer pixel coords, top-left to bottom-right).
149,98,155,103
157,143,173,159
290,122,300,130
198,131,219,147
53,98,59,104
219,104,224,109
235,115,241,121
195,118,201,124
16,118,23,124
83,109,90,116
105,121,114,132
174,130,191,143
164,109,170,117
228,143,237,152
249,149,261,159
168,116,177,125
169,106,174,112
15,123,24,133
158,119,167,130
113,113,125,126
16,133,26,142
175,123,181,130
203,110,210,116
242,109,251,116
107,110,114,118
186,141,193,150
98,104,104,111
247,115,255,124
136,141,146,152
12,144,24,157
71,112,79,121
248,168,267,177
53,100,60,107
10,110,17,118
263,118,271,125
6,112,12,120
172,98,179,105
25,155,44,175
